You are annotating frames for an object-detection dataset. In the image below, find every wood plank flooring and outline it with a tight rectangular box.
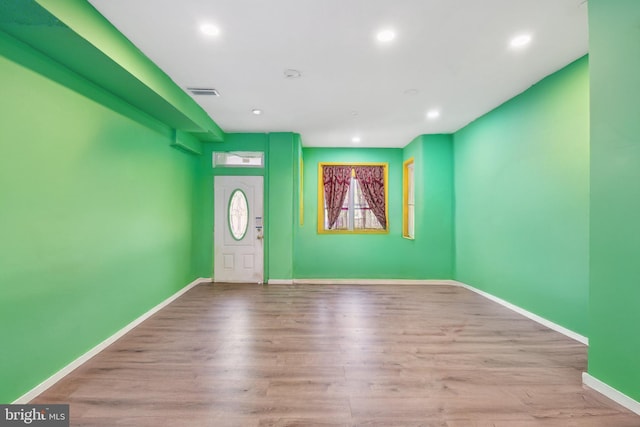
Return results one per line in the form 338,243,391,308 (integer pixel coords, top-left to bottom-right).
32,284,640,426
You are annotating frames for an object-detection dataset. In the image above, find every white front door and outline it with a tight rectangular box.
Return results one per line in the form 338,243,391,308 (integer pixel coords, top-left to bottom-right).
214,176,264,283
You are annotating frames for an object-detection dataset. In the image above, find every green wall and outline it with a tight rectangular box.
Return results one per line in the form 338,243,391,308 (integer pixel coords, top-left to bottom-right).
454,56,590,336
199,139,454,282
0,33,200,402
267,133,297,280
294,146,453,279
588,0,640,402
402,135,455,279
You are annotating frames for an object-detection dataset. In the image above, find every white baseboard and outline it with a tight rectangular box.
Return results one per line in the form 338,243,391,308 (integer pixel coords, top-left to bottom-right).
293,278,456,286
452,281,589,345
267,279,294,285
13,277,212,404
583,373,640,415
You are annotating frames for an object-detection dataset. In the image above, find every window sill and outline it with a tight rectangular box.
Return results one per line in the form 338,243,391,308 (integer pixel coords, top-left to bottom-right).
318,229,389,235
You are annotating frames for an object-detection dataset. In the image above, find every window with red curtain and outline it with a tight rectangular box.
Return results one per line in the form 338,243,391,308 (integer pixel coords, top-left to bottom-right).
322,165,352,230
353,165,387,229
318,163,388,233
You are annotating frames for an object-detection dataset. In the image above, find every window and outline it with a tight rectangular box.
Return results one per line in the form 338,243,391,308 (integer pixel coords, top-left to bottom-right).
228,189,249,240
317,163,388,234
403,158,415,239
213,151,264,168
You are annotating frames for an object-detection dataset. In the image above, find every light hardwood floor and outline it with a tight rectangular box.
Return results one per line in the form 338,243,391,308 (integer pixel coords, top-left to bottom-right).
33,284,640,426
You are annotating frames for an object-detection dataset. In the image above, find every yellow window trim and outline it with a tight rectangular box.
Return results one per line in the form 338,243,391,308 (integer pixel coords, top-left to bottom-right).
402,158,414,239
317,162,389,234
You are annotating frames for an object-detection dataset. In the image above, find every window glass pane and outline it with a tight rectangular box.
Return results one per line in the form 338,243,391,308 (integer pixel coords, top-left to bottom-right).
408,205,415,238
324,195,349,230
403,161,415,238
408,163,415,237
213,151,264,168
228,189,249,240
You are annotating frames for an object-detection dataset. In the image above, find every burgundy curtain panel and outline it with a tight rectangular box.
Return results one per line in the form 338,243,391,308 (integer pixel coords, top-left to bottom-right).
354,166,387,229
323,165,352,229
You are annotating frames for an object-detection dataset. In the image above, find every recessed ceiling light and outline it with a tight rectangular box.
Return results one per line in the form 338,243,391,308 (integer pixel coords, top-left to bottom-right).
352,136,361,143
284,69,302,79
252,109,262,115
510,33,532,49
426,109,440,119
404,89,419,96
200,23,221,37
376,29,396,43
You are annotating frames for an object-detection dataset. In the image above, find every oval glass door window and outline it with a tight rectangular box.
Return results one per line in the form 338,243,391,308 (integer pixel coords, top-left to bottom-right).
228,189,249,240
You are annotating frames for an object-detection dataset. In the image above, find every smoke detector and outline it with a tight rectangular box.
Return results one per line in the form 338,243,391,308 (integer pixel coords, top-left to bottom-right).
284,69,302,79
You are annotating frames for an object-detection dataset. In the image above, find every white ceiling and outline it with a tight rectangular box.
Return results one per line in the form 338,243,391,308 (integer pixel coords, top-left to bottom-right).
88,0,588,148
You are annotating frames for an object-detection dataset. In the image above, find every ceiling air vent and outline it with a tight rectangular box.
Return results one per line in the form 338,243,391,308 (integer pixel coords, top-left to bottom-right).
187,87,220,96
